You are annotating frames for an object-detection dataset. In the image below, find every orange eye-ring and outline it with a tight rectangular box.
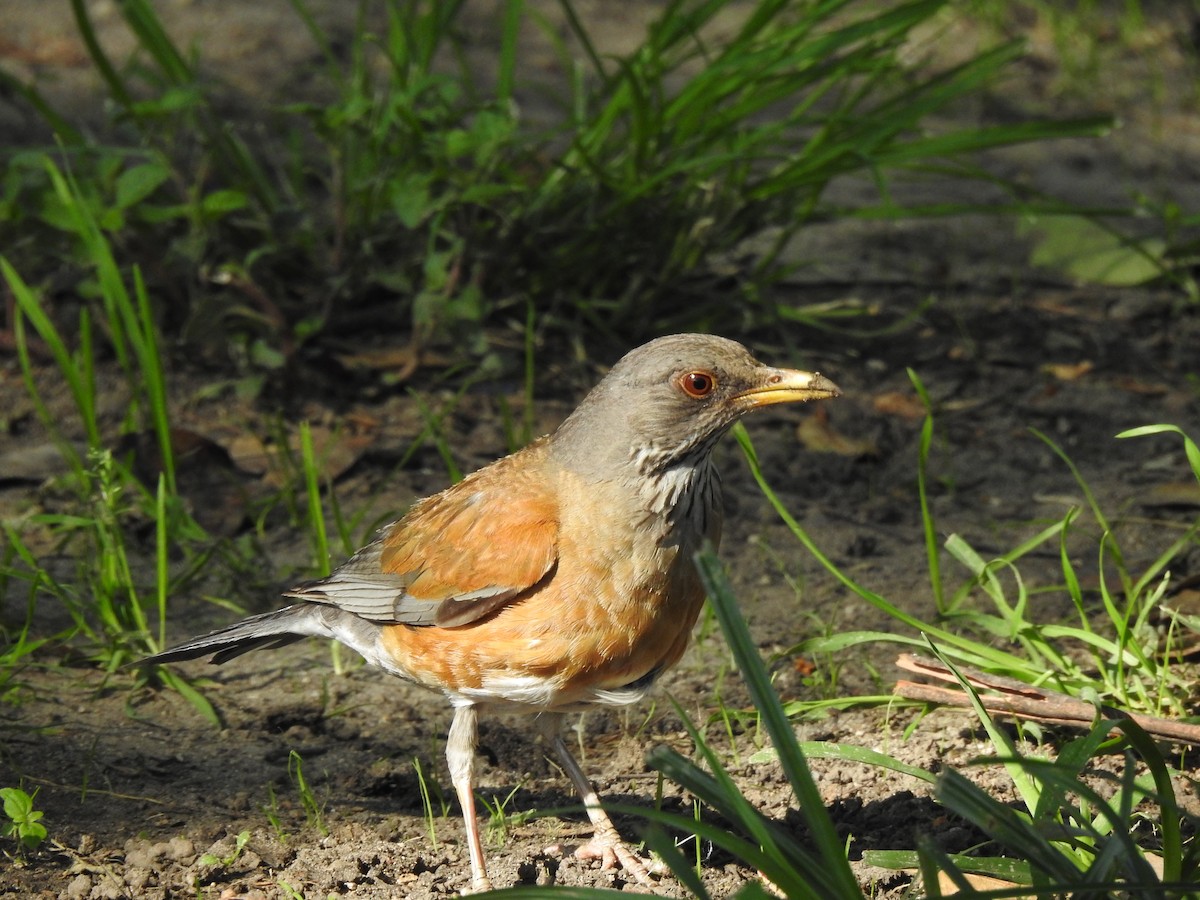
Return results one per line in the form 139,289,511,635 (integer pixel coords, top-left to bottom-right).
679,371,716,398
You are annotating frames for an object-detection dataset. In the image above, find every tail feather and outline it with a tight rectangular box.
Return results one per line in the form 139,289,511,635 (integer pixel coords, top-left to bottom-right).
145,606,320,666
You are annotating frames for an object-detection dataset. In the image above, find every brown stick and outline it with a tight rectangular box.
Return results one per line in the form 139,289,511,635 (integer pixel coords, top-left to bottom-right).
894,653,1200,746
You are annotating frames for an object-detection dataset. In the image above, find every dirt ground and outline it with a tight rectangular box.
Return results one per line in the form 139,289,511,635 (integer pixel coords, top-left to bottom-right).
3,2,1200,898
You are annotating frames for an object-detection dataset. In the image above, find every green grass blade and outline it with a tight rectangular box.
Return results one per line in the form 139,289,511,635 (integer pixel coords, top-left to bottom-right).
155,475,169,650
693,545,862,898
1116,719,1183,884
646,743,827,900
131,266,175,493
734,423,1031,673
158,669,221,728
924,638,1043,816
864,848,1033,884
1117,425,1200,484
1032,428,1130,594
496,0,523,105
0,70,84,143
937,769,1081,884
639,825,712,900
299,422,332,578
908,369,944,612
41,157,136,376
117,0,195,86
3,258,100,453
69,0,134,107
796,741,936,784
283,0,345,85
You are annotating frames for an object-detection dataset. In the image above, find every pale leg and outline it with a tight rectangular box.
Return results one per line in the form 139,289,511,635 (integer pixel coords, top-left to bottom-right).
537,713,653,884
447,704,492,893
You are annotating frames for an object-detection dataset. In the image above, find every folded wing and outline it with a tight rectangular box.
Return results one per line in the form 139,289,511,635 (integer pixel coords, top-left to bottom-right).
286,440,560,629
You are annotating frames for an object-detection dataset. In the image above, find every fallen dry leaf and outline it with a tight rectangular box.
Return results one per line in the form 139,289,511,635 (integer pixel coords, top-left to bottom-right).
117,428,251,535
333,344,451,382
1042,360,1094,381
1139,481,1200,509
936,871,1030,897
873,390,926,421
225,433,271,477
1110,375,1169,396
0,441,85,482
0,35,89,67
796,410,878,457
215,419,380,487
286,423,376,485
1030,293,1107,321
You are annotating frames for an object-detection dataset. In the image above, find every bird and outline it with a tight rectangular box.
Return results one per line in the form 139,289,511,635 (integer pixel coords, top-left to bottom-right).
145,333,840,893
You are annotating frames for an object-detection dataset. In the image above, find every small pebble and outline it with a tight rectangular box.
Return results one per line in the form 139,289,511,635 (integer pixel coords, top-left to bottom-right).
63,873,92,900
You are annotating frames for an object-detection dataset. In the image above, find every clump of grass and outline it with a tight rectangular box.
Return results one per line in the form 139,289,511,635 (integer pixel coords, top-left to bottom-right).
262,785,288,843
198,829,250,868
0,568,53,704
288,750,328,836
413,757,448,852
742,393,1200,721
481,784,536,848
1,0,1112,364
609,510,1199,897
0,157,221,719
652,417,1199,896
923,643,1197,896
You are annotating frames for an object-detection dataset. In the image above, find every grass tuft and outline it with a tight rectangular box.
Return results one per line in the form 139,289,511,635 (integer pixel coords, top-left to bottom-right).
735,416,1200,720
1,0,1116,361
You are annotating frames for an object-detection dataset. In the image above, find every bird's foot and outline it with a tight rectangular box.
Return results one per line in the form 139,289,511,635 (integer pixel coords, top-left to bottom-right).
556,830,655,885
461,875,493,895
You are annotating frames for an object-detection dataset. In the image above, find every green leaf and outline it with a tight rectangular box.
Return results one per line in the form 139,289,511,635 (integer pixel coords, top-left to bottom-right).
444,128,476,160
0,787,45,850
0,787,32,823
391,175,433,228
127,85,202,117
803,741,936,783
21,821,48,848
115,162,171,210
864,849,1032,883
158,669,221,728
1117,425,1200,485
200,189,249,216
1022,214,1165,286
249,339,286,371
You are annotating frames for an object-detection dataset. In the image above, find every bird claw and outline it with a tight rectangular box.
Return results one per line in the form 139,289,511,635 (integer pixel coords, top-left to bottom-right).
572,835,654,884
462,876,494,896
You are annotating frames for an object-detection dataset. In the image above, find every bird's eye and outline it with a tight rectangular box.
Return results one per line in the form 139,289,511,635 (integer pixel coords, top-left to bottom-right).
679,371,716,398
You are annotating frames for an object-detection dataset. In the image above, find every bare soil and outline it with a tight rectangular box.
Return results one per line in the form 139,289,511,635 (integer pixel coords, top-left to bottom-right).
3,3,1200,899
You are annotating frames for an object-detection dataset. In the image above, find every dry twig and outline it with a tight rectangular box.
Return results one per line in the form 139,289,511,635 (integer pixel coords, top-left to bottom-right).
894,653,1200,745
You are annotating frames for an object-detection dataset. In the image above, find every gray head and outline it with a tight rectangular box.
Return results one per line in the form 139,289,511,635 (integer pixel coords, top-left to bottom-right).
550,334,840,481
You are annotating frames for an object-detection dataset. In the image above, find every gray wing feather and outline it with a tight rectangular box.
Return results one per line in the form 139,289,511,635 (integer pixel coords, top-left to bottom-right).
145,606,316,665
147,513,529,672
280,527,516,626
145,604,385,666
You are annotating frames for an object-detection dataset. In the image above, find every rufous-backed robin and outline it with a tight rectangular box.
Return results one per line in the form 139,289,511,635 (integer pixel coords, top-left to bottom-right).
146,333,840,892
